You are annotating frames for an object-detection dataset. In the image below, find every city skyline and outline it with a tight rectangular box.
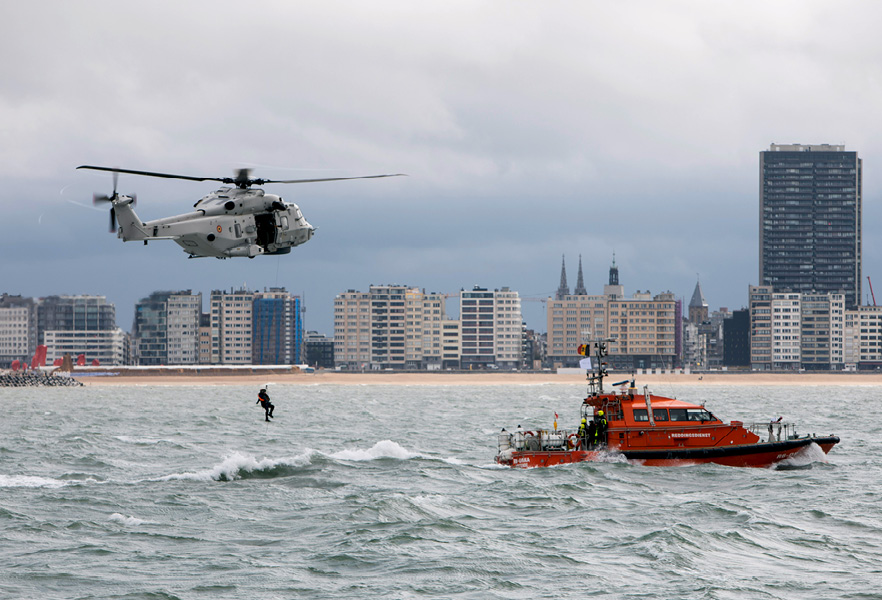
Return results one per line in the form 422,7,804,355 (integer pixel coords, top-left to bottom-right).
4,3,882,337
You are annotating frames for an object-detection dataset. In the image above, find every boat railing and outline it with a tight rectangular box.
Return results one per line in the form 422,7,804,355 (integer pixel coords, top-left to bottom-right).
746,421,798,443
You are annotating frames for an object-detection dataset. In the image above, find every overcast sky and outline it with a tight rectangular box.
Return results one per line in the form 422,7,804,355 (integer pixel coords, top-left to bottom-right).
3,1,882,334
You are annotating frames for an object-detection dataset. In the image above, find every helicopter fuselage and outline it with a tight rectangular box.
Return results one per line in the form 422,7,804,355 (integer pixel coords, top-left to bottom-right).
113,187,314,258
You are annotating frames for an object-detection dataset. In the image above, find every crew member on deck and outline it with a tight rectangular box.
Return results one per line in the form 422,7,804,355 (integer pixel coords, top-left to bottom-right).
578,418,587,449
594,410,608,448
257,387,274,421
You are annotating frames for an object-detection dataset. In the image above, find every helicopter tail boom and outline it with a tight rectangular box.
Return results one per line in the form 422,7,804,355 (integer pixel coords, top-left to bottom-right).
112,198,150,242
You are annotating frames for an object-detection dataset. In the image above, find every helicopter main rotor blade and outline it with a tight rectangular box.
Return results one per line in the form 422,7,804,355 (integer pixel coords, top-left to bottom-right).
78,165,407,188
77,165,225,184
258,174,407,185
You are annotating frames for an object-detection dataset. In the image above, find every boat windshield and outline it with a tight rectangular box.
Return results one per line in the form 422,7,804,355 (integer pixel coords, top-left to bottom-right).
669,408,716,422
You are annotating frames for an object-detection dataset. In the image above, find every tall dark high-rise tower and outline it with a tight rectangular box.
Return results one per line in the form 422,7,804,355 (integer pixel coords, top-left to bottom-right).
759,143,862,307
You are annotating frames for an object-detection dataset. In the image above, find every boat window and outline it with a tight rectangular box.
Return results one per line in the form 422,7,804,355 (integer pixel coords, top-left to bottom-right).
633,409,649,422
653,408,669,421
687,409,715,422
669,408,688,421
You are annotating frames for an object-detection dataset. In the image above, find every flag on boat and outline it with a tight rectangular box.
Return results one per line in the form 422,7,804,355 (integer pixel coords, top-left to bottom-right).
579,357,592,370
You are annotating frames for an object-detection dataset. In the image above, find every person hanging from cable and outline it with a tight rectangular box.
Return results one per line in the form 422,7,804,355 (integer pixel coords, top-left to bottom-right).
257,386,274,421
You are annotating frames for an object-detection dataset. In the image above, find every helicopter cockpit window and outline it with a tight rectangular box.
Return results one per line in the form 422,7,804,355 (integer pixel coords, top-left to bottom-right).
280,216,289,230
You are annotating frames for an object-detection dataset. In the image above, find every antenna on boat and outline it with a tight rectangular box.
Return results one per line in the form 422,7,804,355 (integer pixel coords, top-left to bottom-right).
583,338,612,397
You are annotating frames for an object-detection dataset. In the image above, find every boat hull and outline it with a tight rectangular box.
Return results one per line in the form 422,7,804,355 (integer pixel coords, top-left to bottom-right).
497,436,840,469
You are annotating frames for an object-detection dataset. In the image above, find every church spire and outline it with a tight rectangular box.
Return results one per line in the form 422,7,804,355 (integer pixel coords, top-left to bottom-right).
555,255,570,300
688,277,709,324
574,254,587,295
609,253,619,286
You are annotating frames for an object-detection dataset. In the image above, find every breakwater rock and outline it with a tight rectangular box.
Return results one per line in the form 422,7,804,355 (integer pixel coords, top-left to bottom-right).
0,372,83,387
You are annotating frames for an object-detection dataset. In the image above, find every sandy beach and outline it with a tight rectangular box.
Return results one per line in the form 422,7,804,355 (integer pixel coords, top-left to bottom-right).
76,370,882,387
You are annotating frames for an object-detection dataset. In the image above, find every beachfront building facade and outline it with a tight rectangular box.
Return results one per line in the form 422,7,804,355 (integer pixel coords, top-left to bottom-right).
405,290,448,370
333,284,522,370
759,143,862,308
547,260,680,370
843,305,882,369
252,288,302,365
0,294,37,369
132,291,202,366
460,286,523,371
208,287,302,366
210,288,254,364
36,295,126,366
749,284,845,370
43,328,127,366
304,330,335,369
333,289,372,369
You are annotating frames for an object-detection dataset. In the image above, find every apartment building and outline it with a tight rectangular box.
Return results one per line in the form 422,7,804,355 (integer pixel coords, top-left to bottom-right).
333,290,372,369
210,288,254,364
749,285,845,370
252,288,301,365
0,294,37,368
132,290,201,365
334,284,520,370
37,295,126,366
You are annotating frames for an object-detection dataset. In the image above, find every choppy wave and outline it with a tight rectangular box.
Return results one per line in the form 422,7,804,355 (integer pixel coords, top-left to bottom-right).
155,451,315,482
0,474,66,488
108,513,149,526
1,383,877,599
328,439,420,461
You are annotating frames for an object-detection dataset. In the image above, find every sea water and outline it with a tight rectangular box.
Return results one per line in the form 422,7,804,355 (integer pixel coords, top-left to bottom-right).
0,383,879,599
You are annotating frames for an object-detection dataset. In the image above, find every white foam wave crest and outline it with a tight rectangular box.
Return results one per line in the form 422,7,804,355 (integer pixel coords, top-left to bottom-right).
108,513,148,526
0,474,66,488
775,442,829,469
155,450,314,482
328,440,468,466
329,440,419,462
594,450,630,464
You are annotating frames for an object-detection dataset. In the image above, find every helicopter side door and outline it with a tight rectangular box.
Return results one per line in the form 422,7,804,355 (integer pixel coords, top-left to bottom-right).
254,213,277,249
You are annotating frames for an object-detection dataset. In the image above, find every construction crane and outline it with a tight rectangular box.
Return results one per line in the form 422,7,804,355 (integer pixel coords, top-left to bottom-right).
869,276,877,306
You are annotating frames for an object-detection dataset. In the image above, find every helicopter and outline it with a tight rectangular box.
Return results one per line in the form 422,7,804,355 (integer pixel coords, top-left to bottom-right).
77,165,404,259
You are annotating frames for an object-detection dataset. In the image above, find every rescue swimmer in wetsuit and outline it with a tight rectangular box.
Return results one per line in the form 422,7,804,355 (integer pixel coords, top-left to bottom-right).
593,410,608,448
257,388,274,421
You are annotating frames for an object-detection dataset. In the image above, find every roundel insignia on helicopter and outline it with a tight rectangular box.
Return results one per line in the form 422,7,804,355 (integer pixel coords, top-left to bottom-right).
76,165,406,259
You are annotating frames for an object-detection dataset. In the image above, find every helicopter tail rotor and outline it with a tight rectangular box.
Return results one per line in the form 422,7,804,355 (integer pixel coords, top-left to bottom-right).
90,170,132,233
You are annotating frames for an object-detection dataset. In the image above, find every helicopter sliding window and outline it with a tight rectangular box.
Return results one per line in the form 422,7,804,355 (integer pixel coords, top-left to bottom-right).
234,223,242,238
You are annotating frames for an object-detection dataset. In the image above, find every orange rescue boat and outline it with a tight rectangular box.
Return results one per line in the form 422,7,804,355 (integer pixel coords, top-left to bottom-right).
496,341,839,469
